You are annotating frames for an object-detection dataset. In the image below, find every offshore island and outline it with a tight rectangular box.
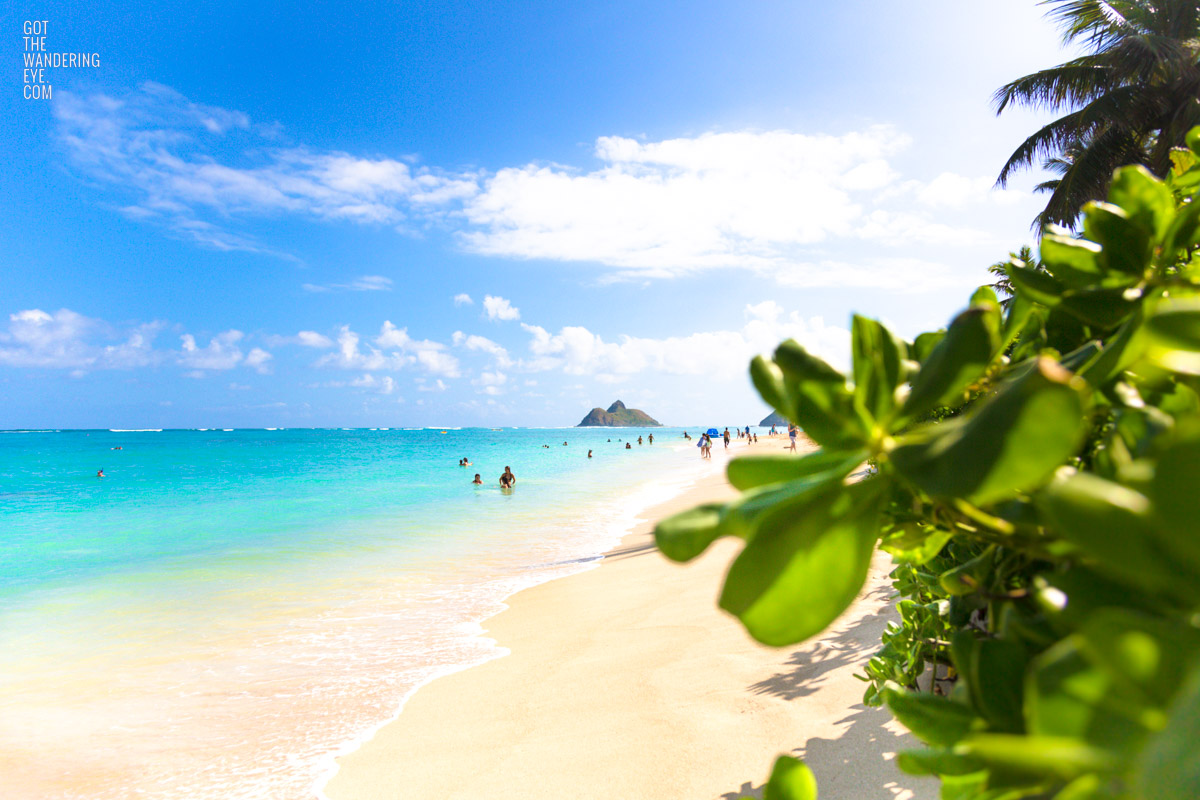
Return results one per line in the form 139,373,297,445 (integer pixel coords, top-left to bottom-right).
575,400,662,427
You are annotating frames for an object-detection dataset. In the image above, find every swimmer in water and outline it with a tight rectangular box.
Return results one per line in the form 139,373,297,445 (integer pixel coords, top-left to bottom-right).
500,466,516,488
587,449,593,458
97,469,105,478
625,442,632,449
472,473,483,485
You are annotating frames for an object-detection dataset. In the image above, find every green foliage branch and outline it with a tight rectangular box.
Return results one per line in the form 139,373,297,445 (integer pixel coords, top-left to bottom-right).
655,129,1200,800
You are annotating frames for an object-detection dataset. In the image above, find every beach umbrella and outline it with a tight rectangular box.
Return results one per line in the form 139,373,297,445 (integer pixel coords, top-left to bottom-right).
705,428,719,436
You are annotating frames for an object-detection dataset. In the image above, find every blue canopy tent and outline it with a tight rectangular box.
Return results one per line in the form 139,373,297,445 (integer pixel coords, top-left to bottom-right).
705,428,719,436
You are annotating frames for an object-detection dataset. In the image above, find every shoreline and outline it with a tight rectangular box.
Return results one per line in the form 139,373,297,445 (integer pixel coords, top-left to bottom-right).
310,440,719,799
324,437,937,800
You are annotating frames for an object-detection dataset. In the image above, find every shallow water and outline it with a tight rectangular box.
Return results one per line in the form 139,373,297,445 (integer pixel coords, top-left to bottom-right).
0,427,713,799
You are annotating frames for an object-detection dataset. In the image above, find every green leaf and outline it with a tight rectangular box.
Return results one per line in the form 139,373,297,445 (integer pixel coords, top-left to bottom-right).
1134,664,1200,800
1009,263,1066,306
953,631,1029,733
751,356,795,423
1149,434,1200,575
763,756,818,800
719,478,886,646
774,339,846,384
1002,293,1035,351
1145,302,1200,352
1077,313,1146,388
1163,190,1200,255
1040,234,1104,287
1058,288,1140,329
726,449,864,491
654,503,725,563
851,315,905,422
912,330,946,363
954,735,1113,781
879,524,953,565
895,748,983,777
1106,165,1174,241
939,548,995,597
890,358,1090,506
1081,201,1151,277
884,684,981,746
771,341,866,448
901,306,1000,418
1188,127,1200,157
1037,471,1199,601
971,286,1001,307
718,470,851,543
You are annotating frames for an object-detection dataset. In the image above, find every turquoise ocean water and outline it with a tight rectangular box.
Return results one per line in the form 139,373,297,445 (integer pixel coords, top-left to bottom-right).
0,427,720,799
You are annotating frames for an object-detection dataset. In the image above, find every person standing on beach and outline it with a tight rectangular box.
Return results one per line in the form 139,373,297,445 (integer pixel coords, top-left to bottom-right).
788,424,798,452
723,428,730,449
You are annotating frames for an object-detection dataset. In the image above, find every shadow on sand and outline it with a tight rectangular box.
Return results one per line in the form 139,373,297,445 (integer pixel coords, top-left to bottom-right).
717,577,937,800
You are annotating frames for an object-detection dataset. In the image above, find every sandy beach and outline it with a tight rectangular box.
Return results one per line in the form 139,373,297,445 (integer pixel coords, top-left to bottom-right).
326,438,936,800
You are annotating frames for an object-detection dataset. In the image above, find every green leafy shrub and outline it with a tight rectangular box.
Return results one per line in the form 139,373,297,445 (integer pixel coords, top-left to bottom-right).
655,130,1200,800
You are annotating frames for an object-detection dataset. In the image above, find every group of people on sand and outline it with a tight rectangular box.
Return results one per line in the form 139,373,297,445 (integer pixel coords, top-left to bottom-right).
689,424,798,460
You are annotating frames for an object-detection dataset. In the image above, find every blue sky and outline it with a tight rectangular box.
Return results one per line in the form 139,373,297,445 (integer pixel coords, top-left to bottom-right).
1,1,1075,428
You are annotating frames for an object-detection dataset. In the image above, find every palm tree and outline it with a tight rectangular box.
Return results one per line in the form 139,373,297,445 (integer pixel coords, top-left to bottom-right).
987,246,1043,309
994,0,1200,228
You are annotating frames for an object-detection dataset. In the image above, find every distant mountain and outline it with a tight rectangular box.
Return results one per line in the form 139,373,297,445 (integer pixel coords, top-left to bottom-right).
760,411,788,427
576,400,662,427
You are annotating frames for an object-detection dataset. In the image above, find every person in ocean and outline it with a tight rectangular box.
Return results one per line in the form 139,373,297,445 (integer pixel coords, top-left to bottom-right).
500,466,516,488
648,433,653,444
637,436,643,445
587,450,593,458
472,474,483,485
97,469,105,478
625,442,631,449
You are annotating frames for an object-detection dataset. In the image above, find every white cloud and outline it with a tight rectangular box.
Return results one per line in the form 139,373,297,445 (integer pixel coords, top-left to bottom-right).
415,348,461,377
350,373,397,394
302,275,394,293
459,128,915,279
0,308,164,370
453,293,474,306
314,322,459,377
54,83,475,253
53,83,1025,286
518,302,849,379
297,331,333,348
473,370,508,395
178,330,248,371
451,331,513,367
482,295,520,321
418,378,448,392
914,173,1028,208
244,347,273,374
316,326,409,371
